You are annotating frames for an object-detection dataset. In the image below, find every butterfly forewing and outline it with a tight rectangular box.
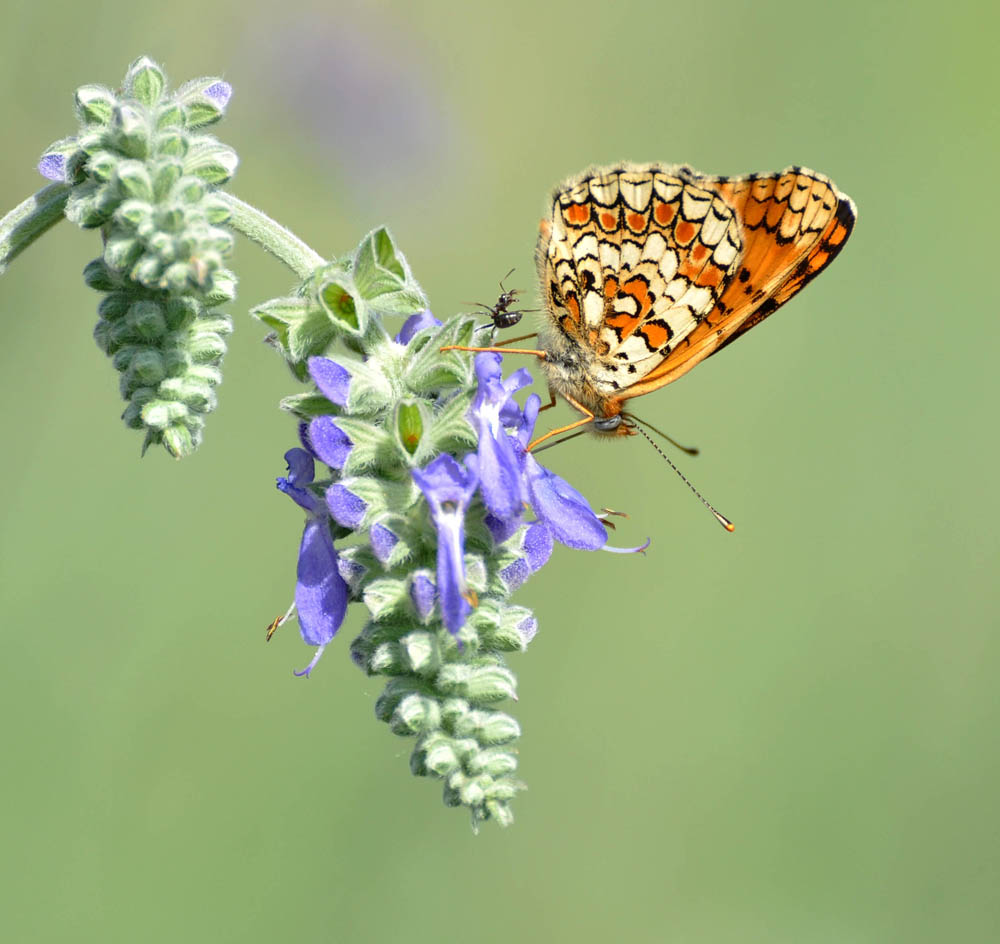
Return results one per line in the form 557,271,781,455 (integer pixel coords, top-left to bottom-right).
540,165,745,393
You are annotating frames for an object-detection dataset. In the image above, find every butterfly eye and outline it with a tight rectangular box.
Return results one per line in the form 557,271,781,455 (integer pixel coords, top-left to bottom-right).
592,416,622,432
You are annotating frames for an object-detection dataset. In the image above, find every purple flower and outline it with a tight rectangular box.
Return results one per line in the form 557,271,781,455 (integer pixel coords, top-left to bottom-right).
468,353,533,520
308,356,351,407
276,449,349,677
395,310,441,344
411,454,479,634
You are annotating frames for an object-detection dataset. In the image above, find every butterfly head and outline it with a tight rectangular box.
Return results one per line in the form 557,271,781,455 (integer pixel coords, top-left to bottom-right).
592,412,637,437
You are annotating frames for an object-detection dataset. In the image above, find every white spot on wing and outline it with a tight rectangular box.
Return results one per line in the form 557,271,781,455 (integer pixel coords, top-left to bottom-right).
590,176,619,206
583,290,604,326
658,249,679,281
700,207,729,246
621,241,641,269
619,176,653,211
599,241,621,272
713,237,738,268
640,232,667,262
663,276,690,301
681,189,711,220
676,285,714,317
573,233,599,261
652,177,682,202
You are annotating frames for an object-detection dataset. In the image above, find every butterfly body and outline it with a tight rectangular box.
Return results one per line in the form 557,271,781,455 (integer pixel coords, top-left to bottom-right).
534,162,856,433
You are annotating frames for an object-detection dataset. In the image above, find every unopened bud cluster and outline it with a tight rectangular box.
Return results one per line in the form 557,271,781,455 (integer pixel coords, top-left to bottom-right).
40,57,237,456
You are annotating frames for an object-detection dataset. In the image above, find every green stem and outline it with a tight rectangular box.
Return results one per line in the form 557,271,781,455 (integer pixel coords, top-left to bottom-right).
218,193,325,279
0,183,71,276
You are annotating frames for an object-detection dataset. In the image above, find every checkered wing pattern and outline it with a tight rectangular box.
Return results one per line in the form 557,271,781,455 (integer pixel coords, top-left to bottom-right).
537,163,855,407
616,165,856,400
538,164,743,393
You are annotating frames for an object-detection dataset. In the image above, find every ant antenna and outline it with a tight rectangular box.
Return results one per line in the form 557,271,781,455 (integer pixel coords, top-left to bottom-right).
626,414,699,455
633,425,735,532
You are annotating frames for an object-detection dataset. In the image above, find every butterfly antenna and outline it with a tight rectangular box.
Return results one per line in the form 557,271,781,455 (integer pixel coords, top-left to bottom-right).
627,414,699,455
633,425,735,532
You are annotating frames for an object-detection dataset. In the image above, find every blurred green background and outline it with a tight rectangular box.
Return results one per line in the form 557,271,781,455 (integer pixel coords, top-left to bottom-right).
2,0,997,941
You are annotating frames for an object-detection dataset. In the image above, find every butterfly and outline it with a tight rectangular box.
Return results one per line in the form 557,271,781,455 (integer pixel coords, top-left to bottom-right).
526,162,856,442
444,163,854,454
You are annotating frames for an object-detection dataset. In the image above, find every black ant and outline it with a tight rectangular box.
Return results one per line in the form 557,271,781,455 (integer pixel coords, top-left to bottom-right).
472,269,536,333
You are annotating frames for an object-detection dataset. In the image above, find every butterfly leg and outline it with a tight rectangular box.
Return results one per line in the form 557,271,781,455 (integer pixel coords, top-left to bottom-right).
527,394,595,451
537,387,559,413
439,344,546,358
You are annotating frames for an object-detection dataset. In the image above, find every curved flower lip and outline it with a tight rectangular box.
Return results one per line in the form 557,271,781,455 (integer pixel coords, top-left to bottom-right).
524,453,607,550
395,310,441,344
308,356,351,407
276,448,323,515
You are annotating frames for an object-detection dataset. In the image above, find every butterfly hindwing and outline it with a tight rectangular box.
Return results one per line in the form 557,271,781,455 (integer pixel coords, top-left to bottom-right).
616,166,856,401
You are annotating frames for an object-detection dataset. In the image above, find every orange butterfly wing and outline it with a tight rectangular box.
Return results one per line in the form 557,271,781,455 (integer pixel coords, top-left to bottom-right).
616,166,856,402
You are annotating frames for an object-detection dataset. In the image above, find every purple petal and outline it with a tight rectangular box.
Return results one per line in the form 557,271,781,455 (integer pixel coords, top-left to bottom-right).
204,81,232,108
435,512,470,634
523,520,554,571
525,455,607,550
499,558,531,592
517,615,538,645
308,356,351,407
276,448,322,514
297,421,314,455
294,519,347,648
409,572,436,621
484,511,522,544
395,309,441,344
370,522,398,564
309,416,353,469
476,423,523,519
602,536,652,555
411,453,478,507
516,394,541,448
337,555,367,589
38,153,66,182
326,483,367,529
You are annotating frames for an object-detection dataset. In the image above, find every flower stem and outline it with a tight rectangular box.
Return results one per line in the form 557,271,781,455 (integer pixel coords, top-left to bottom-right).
0,183,71,276
218,193,325,279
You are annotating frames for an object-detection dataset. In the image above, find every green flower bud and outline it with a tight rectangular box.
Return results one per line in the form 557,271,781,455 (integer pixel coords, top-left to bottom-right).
123,56,165,107
74,84,116,125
